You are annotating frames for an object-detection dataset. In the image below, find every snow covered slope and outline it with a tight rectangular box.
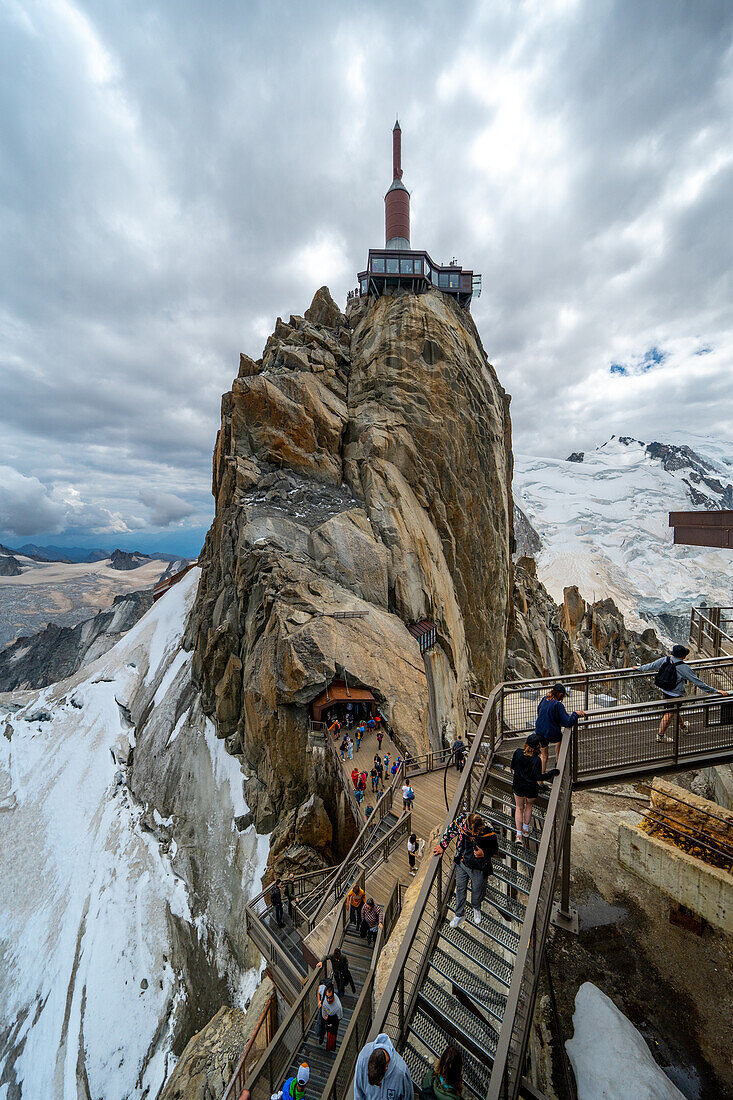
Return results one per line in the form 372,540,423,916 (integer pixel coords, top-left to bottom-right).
0,568,269,1099
514,433,733,641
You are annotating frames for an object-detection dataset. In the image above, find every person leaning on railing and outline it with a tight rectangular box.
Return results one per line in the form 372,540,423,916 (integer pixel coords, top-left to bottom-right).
635,644,729,743
534,682,585,772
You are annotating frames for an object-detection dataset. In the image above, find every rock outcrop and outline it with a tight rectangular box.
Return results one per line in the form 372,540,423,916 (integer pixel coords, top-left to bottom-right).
0,544,22,576
191,286,513,871
0,589,153,691
508,558,660,680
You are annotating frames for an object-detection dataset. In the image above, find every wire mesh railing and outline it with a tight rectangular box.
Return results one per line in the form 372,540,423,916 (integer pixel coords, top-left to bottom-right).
690,606,733,658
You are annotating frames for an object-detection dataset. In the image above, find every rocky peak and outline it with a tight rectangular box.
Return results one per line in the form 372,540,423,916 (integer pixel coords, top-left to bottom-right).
191,285,513,870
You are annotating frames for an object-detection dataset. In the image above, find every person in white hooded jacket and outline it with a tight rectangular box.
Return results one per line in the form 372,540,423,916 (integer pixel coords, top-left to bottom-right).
354,1033,414,1100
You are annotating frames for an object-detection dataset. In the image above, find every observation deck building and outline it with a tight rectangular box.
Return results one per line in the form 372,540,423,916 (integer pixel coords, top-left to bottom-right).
356,121,481,310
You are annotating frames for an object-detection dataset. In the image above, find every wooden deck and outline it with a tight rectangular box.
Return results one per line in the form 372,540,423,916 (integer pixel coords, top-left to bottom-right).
336,724,460,906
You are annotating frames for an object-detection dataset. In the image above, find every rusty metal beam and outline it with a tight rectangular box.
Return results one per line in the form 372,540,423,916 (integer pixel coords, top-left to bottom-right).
669,510,733,548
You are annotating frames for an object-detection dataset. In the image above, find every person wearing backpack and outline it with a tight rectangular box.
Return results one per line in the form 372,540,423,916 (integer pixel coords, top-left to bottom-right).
636,644,728,742
534,683,585,772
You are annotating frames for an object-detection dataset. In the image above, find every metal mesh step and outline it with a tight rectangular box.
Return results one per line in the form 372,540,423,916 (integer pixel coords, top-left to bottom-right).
444,902,519,954
431,947,507,1023
497,833,538,868
418,977,499,1062
483,785,547,819
493,861,533,895
410,1006,494,1098
481,798,544,841
438,921,515,982
485,883,526,922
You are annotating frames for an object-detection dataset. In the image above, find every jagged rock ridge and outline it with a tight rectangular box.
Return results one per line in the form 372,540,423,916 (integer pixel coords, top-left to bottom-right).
190,285,513,871
0,589,154,691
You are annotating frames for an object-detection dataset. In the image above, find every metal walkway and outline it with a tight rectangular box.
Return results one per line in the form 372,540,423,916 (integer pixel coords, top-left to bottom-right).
230,650,733,1100
368,655,733,1100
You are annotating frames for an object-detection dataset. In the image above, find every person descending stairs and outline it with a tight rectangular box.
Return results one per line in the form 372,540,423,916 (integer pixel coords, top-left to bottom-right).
399,764,549,1100
280,924,375,1096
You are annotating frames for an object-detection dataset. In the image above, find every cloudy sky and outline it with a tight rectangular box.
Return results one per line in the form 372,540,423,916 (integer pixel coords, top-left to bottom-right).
1,0,731,556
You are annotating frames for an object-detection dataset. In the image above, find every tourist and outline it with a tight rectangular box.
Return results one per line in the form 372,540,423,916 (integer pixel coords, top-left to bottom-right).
315,981,343,1049
360,897,383,945
451,737,466,773
355,786,364,805
270,1062,310,1100
284,873,297,922
367,716,376,731
376,729,383,751
407,832,424,876
270,878,284,928
391,757,402,778
347,736,354,760
635,644,728,743
320,947,356,999
346,882,366,926
370,767,379,793
535,683,585,771
402,780,415,811
421,1045,463,1100
383,753,390,774
360,770,368,790
365,804,374,821
328,718,341,739
353,1034,413,1100
510,734,559,842
434,811,498,928
351,768,360,790
357,723,366,751
340,735,349,760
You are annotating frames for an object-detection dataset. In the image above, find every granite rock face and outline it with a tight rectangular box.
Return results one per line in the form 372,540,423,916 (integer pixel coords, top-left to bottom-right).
191,286,513,870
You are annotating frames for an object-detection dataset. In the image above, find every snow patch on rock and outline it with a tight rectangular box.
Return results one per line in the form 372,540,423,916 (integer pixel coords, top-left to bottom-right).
567,983,685,1099
0,567,270,1099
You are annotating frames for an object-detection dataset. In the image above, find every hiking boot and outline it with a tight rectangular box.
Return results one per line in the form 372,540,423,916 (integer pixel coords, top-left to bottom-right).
473,907,482,925
450,915,462,929
656,734,673,743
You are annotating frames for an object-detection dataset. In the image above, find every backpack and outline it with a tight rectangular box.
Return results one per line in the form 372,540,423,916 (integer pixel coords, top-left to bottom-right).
654,657,679,692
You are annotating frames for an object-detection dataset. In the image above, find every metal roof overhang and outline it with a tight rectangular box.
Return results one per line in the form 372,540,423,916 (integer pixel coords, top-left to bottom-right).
669,510,733,548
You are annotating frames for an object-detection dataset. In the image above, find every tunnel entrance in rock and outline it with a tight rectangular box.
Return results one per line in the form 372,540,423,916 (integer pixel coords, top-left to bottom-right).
309,679,378,729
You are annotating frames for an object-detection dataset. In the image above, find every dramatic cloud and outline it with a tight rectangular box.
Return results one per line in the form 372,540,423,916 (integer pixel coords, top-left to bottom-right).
1,0,731,552
139,489,196,527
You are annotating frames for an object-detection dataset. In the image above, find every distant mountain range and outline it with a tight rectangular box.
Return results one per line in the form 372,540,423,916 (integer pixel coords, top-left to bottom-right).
13,544,182,564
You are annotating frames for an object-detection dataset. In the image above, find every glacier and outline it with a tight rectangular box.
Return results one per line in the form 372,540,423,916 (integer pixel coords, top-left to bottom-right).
0,568,269,1099
514,432,733,641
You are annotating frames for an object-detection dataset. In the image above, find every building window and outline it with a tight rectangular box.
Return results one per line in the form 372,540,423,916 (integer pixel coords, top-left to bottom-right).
386,256,399,273
449,271,459,288
414,259,423,275
372,257,385,273
438,271,450,288
400,257,413,275
360,278,367,295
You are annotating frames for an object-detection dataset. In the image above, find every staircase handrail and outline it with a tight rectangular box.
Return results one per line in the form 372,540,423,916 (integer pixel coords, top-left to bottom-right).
487,727,574,1100
321,878,404,1100
691,606,733,658
367,685,502,1047
241,962,324,1100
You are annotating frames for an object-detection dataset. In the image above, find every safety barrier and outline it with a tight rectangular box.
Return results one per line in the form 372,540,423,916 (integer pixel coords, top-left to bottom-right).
691,606,733,658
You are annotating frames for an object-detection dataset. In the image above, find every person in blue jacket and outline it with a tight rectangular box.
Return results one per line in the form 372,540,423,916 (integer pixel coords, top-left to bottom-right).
534,683,584,772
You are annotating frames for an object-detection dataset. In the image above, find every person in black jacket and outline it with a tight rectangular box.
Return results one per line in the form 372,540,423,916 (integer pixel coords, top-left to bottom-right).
319,947,356,999
270,879,284,928
510,734,559,843
434,811,498,928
